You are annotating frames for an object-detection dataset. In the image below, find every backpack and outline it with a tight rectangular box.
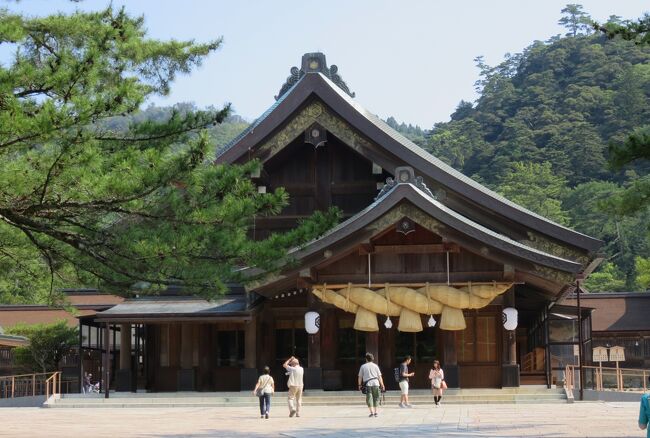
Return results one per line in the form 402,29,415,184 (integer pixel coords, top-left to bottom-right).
393,367,400,383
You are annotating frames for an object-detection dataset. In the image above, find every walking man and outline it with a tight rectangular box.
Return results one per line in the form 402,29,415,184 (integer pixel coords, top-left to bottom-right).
283,356,304,417
358,352,385,417
399,355,415,408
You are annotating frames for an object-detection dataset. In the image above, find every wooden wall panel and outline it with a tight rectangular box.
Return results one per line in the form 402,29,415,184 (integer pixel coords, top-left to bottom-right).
460,365,502,388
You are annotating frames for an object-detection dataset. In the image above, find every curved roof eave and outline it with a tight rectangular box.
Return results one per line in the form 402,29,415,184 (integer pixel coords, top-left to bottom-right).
244,183,583,279
217,72,602,252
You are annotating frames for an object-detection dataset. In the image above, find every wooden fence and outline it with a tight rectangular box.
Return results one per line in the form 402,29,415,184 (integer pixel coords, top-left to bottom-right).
565,364,648,392
0,372,75,400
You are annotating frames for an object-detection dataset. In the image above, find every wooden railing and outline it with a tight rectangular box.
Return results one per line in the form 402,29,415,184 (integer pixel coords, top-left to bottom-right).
0,372,69,400
522,347,546,372
45,372,61,401
565,364,649,392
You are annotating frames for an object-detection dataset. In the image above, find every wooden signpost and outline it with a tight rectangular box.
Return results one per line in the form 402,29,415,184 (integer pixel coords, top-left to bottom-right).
609,346,625,390
592,346,608,390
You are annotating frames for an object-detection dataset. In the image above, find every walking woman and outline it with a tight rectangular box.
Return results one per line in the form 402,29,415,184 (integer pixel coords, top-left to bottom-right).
428,360,445,406
253,366,275,419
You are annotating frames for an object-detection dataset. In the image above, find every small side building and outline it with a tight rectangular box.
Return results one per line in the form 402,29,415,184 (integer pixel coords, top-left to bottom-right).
562,292,650,368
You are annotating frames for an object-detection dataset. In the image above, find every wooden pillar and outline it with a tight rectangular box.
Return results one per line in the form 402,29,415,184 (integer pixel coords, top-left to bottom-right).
366,331,379,362
307,293,321,369
320,310,337,370
103,322,110,398
308,331,321,368
180,324,193,369
119,324,131,370
115,323,134,392
507,291,517,365
379,322,395,368
244,317,257,369
177,323,195,390
502,287,520,387
443,330,459,388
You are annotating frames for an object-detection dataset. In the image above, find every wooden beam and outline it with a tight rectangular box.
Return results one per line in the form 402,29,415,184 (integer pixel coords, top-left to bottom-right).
314,280,518,289
360,243,461,255
316,271,505,284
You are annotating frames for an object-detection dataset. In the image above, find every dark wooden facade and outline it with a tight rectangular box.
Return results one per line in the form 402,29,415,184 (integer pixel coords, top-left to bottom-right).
89,52,602,392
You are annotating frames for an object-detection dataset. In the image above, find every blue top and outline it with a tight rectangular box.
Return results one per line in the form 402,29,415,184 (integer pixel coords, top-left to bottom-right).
640,394,650,438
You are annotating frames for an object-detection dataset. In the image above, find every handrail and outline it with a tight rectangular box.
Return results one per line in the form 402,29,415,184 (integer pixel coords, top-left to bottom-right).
0,371,63,400
0,372,55,379
45,371,62,401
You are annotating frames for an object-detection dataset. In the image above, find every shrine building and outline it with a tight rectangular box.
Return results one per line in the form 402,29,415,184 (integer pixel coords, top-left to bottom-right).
82,53,603,392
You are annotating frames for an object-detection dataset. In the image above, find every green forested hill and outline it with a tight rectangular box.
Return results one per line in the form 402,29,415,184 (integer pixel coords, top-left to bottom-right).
421,11,650,291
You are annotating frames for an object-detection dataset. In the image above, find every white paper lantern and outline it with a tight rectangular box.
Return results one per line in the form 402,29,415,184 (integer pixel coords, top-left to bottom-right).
427,315,437,328
384,316,393,329
502,307,518,331
305,311,320,334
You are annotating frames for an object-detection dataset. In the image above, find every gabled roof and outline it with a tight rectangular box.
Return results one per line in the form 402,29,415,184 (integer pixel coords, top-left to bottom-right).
217,69,602,253
246,178,583,283
93,294,252,323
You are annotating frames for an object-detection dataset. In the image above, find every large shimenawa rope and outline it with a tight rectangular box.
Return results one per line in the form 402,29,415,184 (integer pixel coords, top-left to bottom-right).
311,282,511,332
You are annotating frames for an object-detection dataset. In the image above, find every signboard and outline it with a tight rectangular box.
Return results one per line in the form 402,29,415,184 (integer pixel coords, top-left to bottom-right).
609,345,625,362
592,346,608,362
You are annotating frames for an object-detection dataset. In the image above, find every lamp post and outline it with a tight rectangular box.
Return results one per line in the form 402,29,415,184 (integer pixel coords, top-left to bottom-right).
576,275,585,401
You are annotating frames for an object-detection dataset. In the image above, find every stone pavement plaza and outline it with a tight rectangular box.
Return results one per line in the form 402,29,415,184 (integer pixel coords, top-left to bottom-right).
0,402,642,437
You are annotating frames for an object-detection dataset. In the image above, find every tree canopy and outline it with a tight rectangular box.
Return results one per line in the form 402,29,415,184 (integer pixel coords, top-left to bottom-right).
7,320,78,373
0,6,337,303
426,6,650,290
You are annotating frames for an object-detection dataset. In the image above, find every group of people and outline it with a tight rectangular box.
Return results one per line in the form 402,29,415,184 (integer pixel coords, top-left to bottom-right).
252,353,445,418
252,356,304,419
360,354,445,416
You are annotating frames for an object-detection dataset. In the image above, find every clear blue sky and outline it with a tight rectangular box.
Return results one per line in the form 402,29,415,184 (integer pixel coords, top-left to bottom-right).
5,1,649,127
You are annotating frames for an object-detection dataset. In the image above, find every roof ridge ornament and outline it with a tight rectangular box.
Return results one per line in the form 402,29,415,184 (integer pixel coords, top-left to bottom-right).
275,52,356,100
375,166,435,200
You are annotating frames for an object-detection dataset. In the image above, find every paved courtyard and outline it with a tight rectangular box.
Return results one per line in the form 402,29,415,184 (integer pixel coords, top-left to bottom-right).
0,401,643,437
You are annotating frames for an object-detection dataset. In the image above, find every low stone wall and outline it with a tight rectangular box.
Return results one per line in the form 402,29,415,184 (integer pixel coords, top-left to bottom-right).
0,395,44,407
573,389,646,402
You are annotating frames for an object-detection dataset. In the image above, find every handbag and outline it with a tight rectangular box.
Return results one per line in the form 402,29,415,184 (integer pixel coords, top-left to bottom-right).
441,380,448,390
360,377,377,394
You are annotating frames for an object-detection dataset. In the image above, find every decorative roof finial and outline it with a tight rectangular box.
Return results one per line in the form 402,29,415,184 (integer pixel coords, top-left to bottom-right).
275,52,356,100
375,166,435,200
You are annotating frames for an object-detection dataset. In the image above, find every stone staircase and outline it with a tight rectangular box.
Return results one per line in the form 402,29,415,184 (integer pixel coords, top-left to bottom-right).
46,386,567,408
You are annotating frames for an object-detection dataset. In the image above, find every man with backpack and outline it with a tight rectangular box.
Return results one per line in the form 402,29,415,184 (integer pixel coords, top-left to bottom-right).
397,356,415,408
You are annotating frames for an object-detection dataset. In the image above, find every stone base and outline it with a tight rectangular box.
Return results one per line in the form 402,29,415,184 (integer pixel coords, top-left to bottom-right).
177,369,195,391
445,365,460,388
502,364,520,387
240,368,258,391
115,369,134,392
304,367,322,389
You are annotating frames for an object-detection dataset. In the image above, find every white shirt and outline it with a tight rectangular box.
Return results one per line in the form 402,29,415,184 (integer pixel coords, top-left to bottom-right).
358,362,382,387
286,365,304,387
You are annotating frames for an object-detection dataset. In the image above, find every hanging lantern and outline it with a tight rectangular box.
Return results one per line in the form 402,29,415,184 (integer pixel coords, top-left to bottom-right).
502,307,518,331
384,316,393,329
427,315,437,328
305,311,320,334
